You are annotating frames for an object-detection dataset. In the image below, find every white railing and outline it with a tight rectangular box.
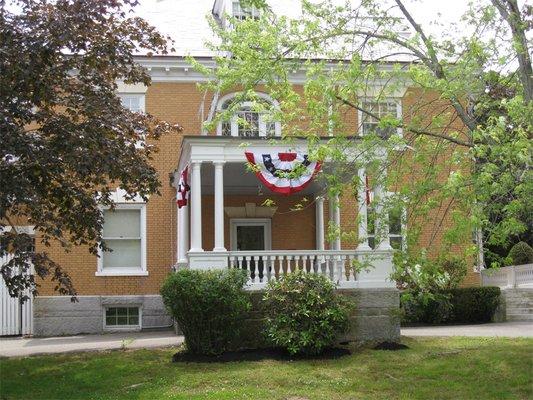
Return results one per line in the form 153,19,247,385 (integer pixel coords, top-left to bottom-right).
481,264,533,289
1,254,33,336
227,250,384,289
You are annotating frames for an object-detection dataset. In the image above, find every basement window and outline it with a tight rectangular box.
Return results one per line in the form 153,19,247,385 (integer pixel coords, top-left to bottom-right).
104,306,141,329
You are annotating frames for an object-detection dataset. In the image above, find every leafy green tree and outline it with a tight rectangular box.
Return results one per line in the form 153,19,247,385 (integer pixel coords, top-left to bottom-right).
0,0,180,298
196,0,532,269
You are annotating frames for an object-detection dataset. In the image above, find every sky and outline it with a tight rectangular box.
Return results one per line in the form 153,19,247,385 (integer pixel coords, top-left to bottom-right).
132,0,476,56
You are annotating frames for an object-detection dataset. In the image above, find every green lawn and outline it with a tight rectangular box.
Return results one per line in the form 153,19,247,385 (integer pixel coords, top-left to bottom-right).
1,337,532,400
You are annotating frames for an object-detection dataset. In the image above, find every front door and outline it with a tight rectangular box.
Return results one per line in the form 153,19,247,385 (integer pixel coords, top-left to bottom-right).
230,219,271,280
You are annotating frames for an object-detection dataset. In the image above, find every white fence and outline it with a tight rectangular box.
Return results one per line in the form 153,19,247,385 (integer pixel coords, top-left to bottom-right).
227,249,395,289
1,254,33,336
481,263,533,289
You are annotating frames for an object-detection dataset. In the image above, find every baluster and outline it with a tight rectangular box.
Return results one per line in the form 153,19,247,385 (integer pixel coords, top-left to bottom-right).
347,255,356,282
337,255,345,284
268,255,275,281
253,256,260,283
229,255,235,270
301,255,307,273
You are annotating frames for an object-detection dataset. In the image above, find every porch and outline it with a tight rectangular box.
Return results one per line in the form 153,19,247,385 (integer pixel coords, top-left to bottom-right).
173,136,395,289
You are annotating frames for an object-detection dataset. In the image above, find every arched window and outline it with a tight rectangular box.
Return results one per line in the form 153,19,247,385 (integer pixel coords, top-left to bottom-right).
216,93,281,137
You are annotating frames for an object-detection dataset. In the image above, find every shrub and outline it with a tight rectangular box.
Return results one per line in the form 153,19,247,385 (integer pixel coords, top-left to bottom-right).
263,271,352,355
160,268,250,355
507,241,533,266
401,286,500,325
448,287,501,323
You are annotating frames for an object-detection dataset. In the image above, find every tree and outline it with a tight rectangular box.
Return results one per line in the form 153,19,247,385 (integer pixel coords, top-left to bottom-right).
195,0,532,269
0,0,181,299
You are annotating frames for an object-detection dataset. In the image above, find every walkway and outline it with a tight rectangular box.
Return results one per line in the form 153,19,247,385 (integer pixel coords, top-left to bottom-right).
402,321,533,338
0,329,182,358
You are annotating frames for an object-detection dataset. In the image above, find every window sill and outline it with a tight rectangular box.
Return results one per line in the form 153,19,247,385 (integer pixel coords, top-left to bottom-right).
95,270,148,277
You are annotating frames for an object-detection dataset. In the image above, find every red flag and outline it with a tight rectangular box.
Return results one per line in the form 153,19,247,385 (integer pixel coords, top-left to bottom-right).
176,166,190,208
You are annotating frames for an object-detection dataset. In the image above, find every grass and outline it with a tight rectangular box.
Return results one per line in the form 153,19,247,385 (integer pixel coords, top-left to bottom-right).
1,337,532,400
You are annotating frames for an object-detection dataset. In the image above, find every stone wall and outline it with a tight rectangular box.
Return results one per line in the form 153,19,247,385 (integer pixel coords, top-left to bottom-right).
237,288,401,349
33,295,172,336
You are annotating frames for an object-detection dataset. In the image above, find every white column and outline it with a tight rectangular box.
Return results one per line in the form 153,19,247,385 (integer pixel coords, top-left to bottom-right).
329,193,341,250
213,161,226,251
357,169,371,250
374,181,392,251
189,161,203,252
177,203,189,264
315,196,325,250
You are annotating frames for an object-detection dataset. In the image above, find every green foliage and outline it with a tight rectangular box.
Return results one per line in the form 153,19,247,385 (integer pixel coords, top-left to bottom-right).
506,241,533,266
402,287,501,325
160,269,250,355
263,271,352,355
392,252,468,293
1,0,179,298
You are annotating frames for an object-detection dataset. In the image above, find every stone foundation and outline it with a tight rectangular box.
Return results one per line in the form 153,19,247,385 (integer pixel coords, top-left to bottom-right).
237,288,400,349
33,295,172,336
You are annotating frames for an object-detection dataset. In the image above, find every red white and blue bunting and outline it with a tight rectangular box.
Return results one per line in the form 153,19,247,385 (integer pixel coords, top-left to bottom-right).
245,151,321,195
176,166,190,208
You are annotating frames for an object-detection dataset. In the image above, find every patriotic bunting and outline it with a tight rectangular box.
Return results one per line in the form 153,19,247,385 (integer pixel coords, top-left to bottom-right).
176,166,190,208
245,151,321,195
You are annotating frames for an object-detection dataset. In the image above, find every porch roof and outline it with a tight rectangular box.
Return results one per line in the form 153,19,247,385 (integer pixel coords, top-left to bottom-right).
176,134,361,172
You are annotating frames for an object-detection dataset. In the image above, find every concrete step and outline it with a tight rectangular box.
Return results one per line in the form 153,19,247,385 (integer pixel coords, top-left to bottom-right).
507,308,533,314
507,314,533,321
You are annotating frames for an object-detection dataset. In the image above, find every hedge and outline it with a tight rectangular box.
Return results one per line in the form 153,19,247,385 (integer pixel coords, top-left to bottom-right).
401,286,501,325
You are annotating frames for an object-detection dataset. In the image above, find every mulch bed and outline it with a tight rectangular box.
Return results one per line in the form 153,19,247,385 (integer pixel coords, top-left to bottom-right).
372,341,410,351
172,347,352,363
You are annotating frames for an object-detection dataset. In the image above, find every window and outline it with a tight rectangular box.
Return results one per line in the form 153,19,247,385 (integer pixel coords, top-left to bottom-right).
97,204,147,276
232,0,260,20
217,94,280,137
104,306,140,329
360,100,401,139
367,204,406,250
119,94,145,113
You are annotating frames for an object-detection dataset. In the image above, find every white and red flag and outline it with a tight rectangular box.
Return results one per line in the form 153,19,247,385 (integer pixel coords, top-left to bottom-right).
176,166,190,208
245,151,321,195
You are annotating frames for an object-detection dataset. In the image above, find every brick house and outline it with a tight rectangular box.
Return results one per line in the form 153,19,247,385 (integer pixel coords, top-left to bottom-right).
5,0,481,337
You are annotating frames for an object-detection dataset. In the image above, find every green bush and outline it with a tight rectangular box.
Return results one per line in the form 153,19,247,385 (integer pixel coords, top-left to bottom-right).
401,286,500,325
160,268,250,355
263,271,352,356
507,241,533,266
448,287,501,323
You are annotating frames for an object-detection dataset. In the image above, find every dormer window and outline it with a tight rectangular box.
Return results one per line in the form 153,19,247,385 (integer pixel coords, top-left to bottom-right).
217,93,280,137
360,100,401,139
232,0,260,21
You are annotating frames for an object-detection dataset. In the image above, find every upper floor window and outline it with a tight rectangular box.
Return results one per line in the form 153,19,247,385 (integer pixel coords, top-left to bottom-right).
217,93,281,137
360,100,401,139
232,0,260,21
119,94,145,113
97,203,147,276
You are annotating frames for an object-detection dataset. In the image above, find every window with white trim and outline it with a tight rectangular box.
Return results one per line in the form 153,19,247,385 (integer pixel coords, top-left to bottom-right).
367,204,406,250
232,0,260,20
104,306,140,329
218,94,280,137
360,100,401,139
97,203,147,276
119,94,145,113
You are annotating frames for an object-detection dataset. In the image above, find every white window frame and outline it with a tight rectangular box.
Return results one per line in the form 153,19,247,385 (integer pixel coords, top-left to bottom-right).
358,98,403,138
231,0,260,21
118,93,145,113
103,305,142,331
216,93,281,137
230,218,272,251
367,192,407,251
96,203,148,276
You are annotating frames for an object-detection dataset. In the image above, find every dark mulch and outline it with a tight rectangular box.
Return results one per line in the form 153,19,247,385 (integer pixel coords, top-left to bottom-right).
172,347,351,363
373,341,410,351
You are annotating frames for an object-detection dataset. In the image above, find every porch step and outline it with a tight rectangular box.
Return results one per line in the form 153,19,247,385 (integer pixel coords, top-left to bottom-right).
507,313,533,321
